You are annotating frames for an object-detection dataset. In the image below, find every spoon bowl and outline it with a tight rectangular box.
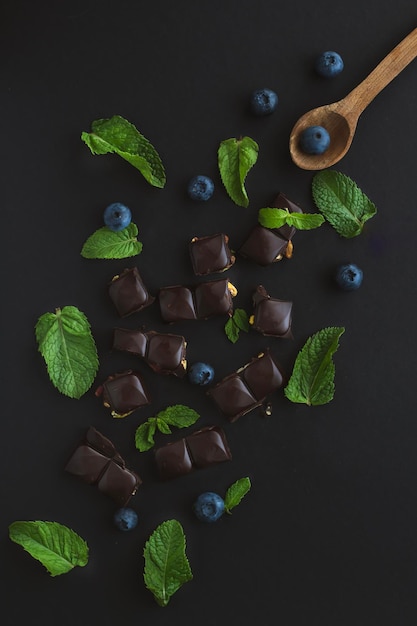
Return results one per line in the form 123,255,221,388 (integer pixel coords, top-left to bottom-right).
289,27,417,170
289,104,353,170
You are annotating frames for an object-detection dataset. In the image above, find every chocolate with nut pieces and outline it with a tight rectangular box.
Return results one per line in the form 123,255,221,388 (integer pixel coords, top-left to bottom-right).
113,328,187,377
251,285,293,338
95,370,151,418
108,267,155,317
239,192,303,265
159,278,236,322
189,233,235,276
208,351,285,421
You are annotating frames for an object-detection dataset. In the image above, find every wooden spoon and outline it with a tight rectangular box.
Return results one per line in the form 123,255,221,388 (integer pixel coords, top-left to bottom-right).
289,28,417,170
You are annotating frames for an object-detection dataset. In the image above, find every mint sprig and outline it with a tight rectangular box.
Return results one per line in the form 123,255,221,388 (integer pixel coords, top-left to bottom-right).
143,519,193,607
81,222,143,259
224,308,250,343
218,136,258,207
35,306,99,399
312,170,377,237
9,521,89,576
135,404,200,452
258,207,324,230
224,477,251,514
284,326,345,406
81,115,166,188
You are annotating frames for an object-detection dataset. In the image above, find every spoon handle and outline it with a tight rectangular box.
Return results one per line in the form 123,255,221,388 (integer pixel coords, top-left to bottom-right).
342,27,417,117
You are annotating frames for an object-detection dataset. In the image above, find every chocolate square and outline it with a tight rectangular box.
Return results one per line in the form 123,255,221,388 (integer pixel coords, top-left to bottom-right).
189,233,235,275
242,351,285,400
186,426,232,468
207,376,257,421
194,279,234,318
97,461,141,506
154,438,193,480
239,225,288,266
159,285,197,322
99,371,151,418
147,331,187,376
108,267,154,317
64,444,109,484
113,328,147,356
252,285,293,338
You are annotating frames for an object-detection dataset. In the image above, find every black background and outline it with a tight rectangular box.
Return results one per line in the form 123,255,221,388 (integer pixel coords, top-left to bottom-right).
2,1,417,625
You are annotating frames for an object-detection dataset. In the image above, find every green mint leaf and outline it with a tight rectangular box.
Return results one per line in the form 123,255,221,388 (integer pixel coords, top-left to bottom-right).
135,420,158,452
81,223,143,259
143,519,193,607
224,309,249,343
224,477,251,514
135,406,199,452
312,170,377,238
218,136,259,207
232,308,250,332
156,418,172,435
9,521,89,577
224,317,240,343
258,207,324,230
258,207,290,228
156,405,200,428
35,306,99,399
284,326,345,406
81,115,166,188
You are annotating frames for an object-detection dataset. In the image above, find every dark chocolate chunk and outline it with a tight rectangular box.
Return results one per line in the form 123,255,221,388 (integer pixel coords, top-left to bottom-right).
239,192,304,266
251,285,293,338
108,267,155,317
208,351,285,421
189,233,235,276
158,286,197,322
159,278,235,322
65,427,141,506
113,328,187,377
239,225,288,266
96,370,151,417
154,426,231,480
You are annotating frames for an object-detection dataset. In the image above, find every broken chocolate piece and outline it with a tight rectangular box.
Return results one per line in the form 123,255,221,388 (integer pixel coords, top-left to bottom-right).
239,192,304,266
154,425,232,480
108,267,155,317
96,370,151,418
189,233,235,275
159,278,235,322
251,285,293,338
207,351,285,421
65,426,141,506
113,328,187,377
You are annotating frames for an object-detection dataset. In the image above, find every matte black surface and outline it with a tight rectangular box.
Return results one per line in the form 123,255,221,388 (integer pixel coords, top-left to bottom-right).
2,1,417,625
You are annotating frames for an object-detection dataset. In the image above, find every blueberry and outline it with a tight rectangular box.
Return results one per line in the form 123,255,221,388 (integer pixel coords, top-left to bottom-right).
335,263,363,291
299,125,330,155
193,492,225,523
249,88,278,116
113,507,138,531
103,202,132,231
187,175,214,201
188,362,214,386
315,51,344,78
